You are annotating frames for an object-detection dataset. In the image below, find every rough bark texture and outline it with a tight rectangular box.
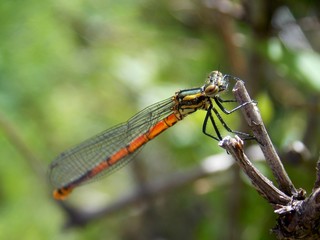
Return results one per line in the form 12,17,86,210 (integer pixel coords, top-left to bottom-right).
218,81,320,239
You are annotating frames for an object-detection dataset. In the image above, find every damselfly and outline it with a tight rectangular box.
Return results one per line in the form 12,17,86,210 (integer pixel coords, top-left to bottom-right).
48,71,253,200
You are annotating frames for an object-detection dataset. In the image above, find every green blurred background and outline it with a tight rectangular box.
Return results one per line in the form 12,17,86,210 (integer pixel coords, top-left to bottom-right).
0,0,319,239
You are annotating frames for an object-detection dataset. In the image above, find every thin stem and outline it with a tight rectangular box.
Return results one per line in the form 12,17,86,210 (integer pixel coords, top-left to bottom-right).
232,81,297,197
219,136,291,205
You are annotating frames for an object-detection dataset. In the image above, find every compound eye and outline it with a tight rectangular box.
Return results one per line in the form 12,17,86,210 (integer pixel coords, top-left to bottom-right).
204,84,218,97
207,70,222,83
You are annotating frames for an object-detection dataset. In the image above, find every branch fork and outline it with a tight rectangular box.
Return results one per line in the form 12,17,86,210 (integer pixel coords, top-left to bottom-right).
219,80,320,240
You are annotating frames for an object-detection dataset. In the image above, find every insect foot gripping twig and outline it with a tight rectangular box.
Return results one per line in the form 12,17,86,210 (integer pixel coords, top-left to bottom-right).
232,80,297,197
218,78,320,239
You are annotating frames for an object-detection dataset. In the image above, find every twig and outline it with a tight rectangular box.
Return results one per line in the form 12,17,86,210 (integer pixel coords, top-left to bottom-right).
222,80,320,239
273,188,320,240
219,136,291,205
232,81,297,197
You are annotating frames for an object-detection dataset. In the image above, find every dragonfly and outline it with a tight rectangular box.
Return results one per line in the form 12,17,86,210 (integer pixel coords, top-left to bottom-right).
48,71,253,200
